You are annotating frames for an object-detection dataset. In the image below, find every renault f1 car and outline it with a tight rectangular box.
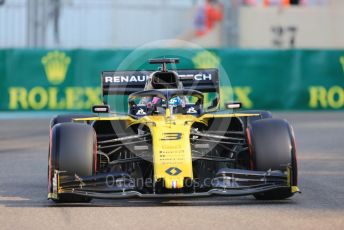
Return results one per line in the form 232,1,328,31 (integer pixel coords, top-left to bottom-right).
48,58,299,203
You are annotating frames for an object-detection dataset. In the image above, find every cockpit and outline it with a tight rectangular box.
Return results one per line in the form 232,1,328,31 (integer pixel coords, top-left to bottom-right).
128,89,203,117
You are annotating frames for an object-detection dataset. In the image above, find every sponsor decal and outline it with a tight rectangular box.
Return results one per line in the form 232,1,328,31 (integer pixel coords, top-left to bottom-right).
165,167,182,176
161,132,182,141
8,51,101,110
178,73,212,81
104,73,212,83
42,51,71,85
309,85,344,109
186,107,197,114
192,51,220,69
8,86,101,110
104,75,148,83
136,108,146,115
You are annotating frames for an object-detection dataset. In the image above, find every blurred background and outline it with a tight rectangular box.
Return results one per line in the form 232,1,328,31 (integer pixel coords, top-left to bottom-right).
2,0,344,49
1,3,344,228
0,0,344,112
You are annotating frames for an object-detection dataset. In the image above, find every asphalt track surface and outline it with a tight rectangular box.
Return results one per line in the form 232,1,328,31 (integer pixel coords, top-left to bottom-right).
0,112,343,230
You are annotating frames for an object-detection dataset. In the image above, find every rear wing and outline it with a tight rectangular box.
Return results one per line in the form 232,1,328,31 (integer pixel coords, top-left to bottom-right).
101,69,219,96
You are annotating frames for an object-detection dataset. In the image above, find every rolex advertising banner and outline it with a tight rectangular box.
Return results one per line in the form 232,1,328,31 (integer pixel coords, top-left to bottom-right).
0,49,344,111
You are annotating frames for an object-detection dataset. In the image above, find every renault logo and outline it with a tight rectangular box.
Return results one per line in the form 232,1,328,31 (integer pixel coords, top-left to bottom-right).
165,167,182,176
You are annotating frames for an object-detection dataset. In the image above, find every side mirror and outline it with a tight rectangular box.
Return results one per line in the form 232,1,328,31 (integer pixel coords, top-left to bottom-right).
92,105,110,113
225,102,242,109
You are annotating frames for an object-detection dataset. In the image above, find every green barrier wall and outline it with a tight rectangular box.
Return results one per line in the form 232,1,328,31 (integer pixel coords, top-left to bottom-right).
0,49,344,111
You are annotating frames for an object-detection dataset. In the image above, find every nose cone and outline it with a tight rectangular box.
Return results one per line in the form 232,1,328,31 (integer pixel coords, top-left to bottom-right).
146,117,194,189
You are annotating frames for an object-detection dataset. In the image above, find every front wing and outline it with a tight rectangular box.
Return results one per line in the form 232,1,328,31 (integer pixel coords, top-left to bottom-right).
49,167,300,200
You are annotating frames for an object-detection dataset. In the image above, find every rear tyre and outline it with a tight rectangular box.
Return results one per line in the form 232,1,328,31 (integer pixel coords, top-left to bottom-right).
48,123,96,203
248,118,297,200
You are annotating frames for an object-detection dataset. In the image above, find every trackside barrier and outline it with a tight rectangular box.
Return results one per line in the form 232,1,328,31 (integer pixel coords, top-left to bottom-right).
0,49,343,111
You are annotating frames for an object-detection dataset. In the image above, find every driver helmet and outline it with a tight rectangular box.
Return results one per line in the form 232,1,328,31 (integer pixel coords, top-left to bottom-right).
169,96,182,107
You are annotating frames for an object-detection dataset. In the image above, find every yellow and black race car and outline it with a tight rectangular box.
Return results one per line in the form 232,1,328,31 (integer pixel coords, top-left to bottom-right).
48,58,299,203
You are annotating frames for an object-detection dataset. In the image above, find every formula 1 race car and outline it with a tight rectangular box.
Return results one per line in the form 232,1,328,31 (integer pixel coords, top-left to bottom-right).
48,58,299,203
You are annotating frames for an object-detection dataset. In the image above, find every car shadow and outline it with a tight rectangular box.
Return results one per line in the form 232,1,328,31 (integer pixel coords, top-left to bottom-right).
0,195,297,208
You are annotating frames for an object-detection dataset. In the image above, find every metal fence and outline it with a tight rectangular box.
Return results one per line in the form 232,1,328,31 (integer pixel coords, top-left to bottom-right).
2,0,341,49
0,0,27,47
0,0,201,48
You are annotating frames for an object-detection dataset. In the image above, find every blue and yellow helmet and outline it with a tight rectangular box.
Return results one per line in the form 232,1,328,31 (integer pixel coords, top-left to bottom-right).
169,97,182,107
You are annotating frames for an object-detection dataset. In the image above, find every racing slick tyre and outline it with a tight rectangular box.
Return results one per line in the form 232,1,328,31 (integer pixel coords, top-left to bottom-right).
247,118,298,200
48,123,96,203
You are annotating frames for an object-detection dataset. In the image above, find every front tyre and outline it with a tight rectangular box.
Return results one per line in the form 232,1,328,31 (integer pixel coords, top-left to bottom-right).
48,123,96,203
248,118,298,200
